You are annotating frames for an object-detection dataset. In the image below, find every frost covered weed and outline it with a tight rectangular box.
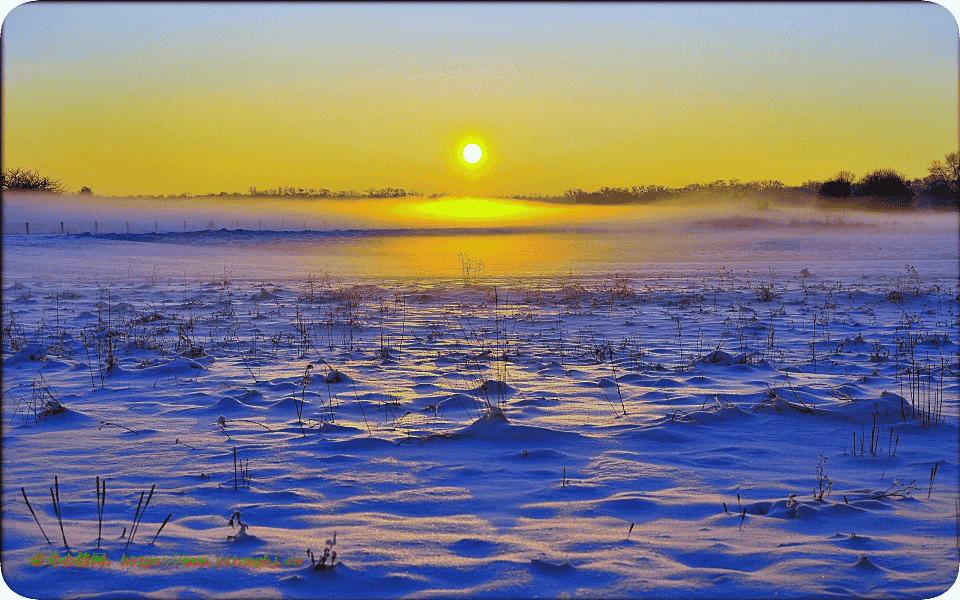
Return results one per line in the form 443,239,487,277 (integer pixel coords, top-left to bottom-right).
755,282,777,302
306,531,338,571
227,510,248,541
813,454,832,502
885,264,923,305
294,364,313,435
868,341,888,363
2,310,29,353
175,322,204,358
459,253,484,286
595,273,635,304
871,479,920,499
233,446,252,489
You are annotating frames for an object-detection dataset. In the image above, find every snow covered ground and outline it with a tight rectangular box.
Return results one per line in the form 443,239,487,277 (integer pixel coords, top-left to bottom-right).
2,212,958,598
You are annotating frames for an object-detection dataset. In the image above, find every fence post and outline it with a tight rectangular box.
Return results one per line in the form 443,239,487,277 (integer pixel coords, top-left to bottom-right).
25,222,29,234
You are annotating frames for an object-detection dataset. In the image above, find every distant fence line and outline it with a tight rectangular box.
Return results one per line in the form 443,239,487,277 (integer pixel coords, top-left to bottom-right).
2,218,353,235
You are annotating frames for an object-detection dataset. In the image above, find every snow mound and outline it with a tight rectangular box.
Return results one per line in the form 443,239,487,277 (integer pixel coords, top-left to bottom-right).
324,369,352,384
469,379,517,398
828,391,912,423
138,356,211,376
697,350,748,366
208,396,261,414
682,403,753,424
530,559,575,575
460,406,508,433
4,343,49,363
456,407,585,444
852,555,884,572
250,287,276,300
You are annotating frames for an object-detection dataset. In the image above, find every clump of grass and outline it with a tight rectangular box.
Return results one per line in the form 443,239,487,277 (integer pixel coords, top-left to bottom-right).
755,282,777,302
13,374,66,425
306,531,339,571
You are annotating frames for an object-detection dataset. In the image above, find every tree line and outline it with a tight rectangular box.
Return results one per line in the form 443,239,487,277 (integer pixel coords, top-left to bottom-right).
558,179,791,204
813,152,958,208
558,152,957,207
3,152,956,208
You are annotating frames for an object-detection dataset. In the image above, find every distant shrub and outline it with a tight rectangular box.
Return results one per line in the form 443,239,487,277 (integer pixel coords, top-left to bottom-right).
79,186,93,195
818,172,854,198
1,168,66,193
853,169,913,199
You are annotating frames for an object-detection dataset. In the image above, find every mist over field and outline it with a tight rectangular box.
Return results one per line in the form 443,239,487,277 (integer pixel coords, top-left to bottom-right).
3,190,956,236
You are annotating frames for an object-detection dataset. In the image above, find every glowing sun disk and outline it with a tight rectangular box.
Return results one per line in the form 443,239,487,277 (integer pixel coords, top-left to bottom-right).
462,144,482,164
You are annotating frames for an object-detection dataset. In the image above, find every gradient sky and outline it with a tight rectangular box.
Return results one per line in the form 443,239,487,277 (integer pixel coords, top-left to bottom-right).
2,2,958,197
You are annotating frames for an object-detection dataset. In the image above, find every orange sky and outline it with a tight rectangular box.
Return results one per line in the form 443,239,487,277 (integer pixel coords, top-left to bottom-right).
2,3,957,197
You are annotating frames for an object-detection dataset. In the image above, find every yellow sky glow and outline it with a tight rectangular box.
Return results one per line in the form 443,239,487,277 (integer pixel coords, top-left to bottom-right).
1,4,957,197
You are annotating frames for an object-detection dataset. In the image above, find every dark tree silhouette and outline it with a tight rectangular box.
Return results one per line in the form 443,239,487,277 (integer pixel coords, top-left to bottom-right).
818,171,855,198
924,152,959,205
929,151,959,186
1,168,66,193
79,186,93,195
823,169,915,208
852,170,913,205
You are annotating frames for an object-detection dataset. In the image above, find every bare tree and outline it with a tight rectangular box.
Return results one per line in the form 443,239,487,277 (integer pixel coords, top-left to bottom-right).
1,168,66,193
928,152,959,189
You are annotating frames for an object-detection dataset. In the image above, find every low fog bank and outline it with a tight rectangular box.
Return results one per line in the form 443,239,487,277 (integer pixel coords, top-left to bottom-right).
2,191,956,236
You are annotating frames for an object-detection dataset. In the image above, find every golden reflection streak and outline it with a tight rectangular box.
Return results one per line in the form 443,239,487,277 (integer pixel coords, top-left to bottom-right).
410,198,533,221
381,197,630,227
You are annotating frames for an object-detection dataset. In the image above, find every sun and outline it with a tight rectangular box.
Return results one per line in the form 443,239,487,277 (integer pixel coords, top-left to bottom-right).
449,130,493,178
462,143,482,164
